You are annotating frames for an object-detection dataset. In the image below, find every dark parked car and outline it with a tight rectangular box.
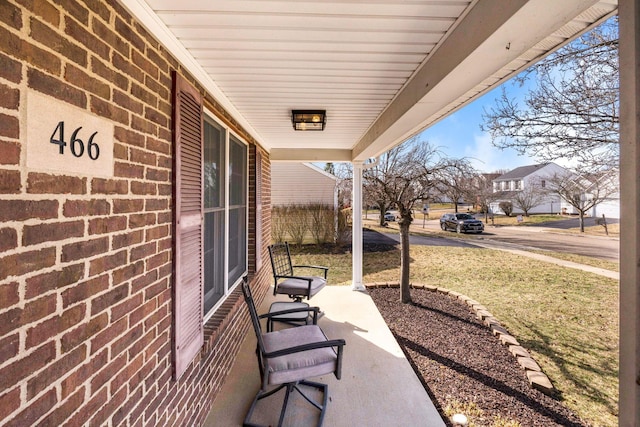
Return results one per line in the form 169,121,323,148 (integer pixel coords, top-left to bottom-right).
440,213,484,234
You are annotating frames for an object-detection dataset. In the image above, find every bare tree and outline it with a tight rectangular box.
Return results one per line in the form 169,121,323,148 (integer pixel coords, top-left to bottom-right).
482,18,619,171
464,172,501,222
511,178,548,216
437,162,475,212
365,139,458,303
548,169,618,232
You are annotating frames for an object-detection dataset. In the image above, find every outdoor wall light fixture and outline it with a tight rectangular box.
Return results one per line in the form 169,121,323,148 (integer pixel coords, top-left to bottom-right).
291,110,326,131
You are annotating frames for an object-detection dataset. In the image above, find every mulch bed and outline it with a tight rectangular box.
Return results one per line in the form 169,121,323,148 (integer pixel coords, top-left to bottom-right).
368,287,587,427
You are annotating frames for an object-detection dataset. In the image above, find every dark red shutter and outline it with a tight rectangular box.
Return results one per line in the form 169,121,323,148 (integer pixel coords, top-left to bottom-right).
173,72,204,380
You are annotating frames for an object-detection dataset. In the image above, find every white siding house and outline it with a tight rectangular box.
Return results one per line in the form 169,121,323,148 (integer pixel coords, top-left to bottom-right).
271,163,338,207
490,163,567,215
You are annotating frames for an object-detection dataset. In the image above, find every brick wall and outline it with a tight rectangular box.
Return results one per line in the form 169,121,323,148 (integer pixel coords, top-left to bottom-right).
0,1,271,426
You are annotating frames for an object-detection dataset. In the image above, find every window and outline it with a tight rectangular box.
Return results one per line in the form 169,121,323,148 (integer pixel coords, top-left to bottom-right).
541,179,546,188
202,117,248,321
515,180,521,190
173,72,248,378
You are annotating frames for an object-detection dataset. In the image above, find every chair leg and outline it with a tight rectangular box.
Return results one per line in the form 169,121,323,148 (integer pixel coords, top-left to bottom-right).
243,381,329,427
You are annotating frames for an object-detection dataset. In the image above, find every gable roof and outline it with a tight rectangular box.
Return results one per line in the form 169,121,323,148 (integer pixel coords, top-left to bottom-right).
495,163,551,181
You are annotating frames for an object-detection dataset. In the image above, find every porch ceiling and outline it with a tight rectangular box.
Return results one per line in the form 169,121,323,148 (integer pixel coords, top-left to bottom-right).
121,0,617,162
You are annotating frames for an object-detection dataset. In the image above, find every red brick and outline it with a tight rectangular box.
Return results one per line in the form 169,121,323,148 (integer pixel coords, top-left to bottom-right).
146,252,169,272
113,198,144,214
27,68,87,108
90,283,129,316
65,63,110,99
144,105,168,127
0,1,22,29
131,241,155,261
0,247,56,281
65,16,108,60
132,49,158,79
131,114,158,135
0,227,18,252
111,352,144,393
62,274,109,308
0,169,20,193
90,385,127,427
113,89,143,115
61,348,107,399
146,137,170,156
92,16,128,57
63,199,110,217
131,270,157,293
27,343,87,399
111,322,143,357
0,52,22,84
88,249,127,276
26,303,86,349
115,16,144,52
130,147,156,166
114,161,144,179
23,220,85,246
82,0,110,22
0,333,19,364
61,313,108,353
90,316,127,354
0,114,19,140
131,181,157,196
112,260,144,285
0,281,19,310
88,215,127,235
30,17,87,67
90,96,128,125
25,263,85,298
112,229,144,250
113,51,144,84
144,74,168,100
4,389,57,427
0,341,56,390
19,0,61,27
91,56,128,91
0,387,20,420
145,167,169,182
91,353,126,392
62,236,109,262
0,199,58,221
27,172,87,194
145,224,169,241
129,297,156,325
64,386,107,427
0,82,19,110
90,177,128,194
0,140,20,164
39,386,85,427
112,385,143,427
22,292,58,323
129,212,156,229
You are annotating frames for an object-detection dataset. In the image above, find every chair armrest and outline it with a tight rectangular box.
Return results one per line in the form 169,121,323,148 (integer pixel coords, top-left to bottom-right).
259,306,320,322
292,265,329,279
264,338,346,359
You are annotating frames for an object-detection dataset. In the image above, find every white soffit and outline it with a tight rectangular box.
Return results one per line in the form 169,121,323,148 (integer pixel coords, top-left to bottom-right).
121,0,618,162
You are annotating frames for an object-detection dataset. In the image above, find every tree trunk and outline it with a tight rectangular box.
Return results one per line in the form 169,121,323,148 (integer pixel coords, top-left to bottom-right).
579,211,585,232
377,202,386,226
398,216,412,304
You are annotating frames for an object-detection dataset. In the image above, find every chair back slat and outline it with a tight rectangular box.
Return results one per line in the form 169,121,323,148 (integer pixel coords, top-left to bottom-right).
268,243,293,278
240,277,266,354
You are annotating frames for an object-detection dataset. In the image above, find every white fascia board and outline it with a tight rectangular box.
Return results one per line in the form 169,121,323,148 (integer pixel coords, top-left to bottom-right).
270,148,352,162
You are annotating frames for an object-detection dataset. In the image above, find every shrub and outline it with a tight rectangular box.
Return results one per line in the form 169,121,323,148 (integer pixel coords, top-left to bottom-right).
499,201,513,217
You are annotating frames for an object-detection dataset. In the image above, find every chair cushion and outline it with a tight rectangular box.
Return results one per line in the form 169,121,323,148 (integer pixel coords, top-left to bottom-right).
262,325,337,385
269,301,311,321
275,276,326,298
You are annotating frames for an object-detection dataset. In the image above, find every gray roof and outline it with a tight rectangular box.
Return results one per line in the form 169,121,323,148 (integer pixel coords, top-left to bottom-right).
495,163,549,181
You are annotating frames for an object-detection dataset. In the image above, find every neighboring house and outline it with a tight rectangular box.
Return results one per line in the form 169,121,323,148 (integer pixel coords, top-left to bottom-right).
490,163,567,215
271,163,338,208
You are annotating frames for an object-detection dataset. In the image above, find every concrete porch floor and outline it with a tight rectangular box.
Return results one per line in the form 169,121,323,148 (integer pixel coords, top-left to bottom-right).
204,286,445,426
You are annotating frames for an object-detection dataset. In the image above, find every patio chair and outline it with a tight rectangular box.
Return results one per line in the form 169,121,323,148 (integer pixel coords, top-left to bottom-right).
268,242,328,302
241,277,345,427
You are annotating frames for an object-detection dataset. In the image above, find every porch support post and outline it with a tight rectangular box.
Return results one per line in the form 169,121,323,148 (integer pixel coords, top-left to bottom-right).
351,162,365,291
619,1,640,425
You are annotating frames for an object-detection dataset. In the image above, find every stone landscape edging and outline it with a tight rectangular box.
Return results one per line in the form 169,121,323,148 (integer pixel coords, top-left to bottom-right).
365,282,555,395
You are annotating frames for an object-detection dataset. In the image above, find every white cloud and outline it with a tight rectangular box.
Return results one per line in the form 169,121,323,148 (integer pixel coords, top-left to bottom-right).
464,133,534,173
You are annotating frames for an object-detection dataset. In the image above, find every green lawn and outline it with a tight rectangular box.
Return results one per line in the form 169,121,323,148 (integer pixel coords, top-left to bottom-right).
289,244,619,427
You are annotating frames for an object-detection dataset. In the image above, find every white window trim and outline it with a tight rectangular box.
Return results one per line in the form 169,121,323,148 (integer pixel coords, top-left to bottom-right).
203,108,249,323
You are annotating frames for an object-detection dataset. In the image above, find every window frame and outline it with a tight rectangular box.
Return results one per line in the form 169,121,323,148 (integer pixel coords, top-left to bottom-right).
202,108,249,323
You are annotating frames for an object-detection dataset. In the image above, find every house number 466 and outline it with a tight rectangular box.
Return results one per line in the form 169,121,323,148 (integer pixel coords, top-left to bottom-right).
50,121,100,160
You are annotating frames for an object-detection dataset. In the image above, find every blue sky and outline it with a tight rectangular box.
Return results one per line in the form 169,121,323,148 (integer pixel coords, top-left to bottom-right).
416,84,535,174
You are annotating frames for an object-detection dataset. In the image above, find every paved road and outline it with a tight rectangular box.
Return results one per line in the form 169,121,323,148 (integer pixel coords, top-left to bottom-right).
366,219,619,262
